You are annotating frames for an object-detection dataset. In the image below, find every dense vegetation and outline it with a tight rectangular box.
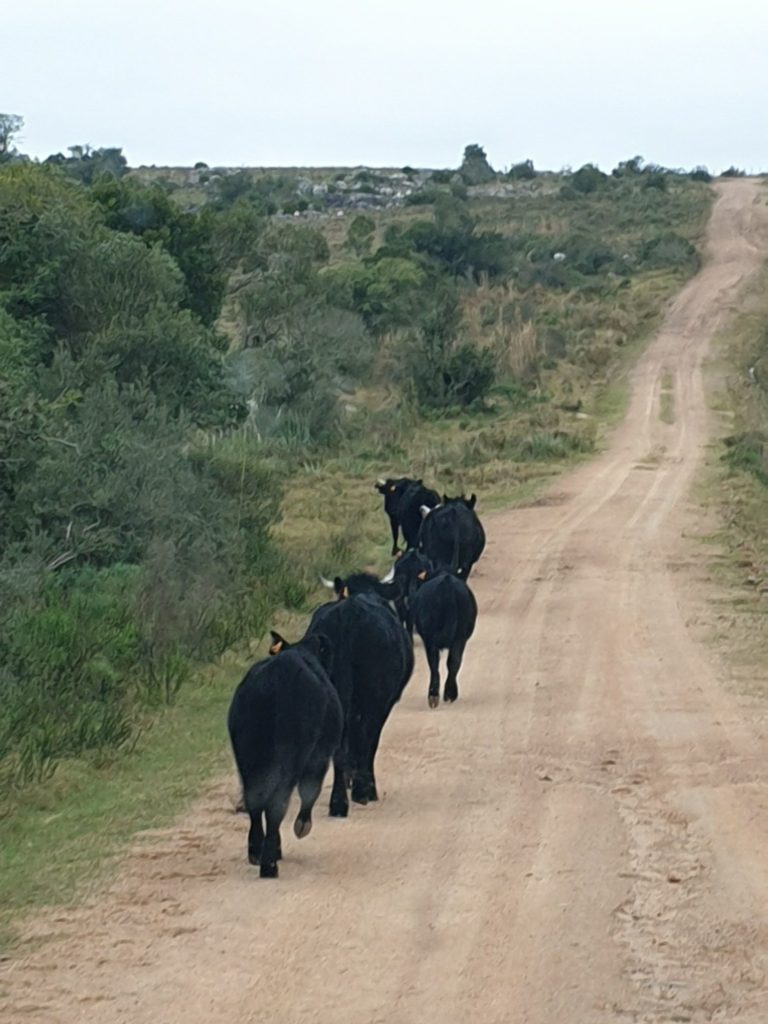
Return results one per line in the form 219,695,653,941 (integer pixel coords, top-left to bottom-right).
0,119,714,798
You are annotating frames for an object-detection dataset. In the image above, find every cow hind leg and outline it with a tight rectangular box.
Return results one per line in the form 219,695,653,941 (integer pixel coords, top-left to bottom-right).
260,786,291,879
294,760,328,839
329,749,350,818
444,640,467,703
355,721,384,803
351,720,381,804
389,516,400,556
425,644,442,709
247,809,265,865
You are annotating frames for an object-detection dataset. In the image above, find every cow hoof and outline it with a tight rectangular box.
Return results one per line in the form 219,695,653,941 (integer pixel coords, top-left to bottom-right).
329,803,349,818
248,850,261,865
444,693,458,703
294,817,312,839
428,694,439,709
351,793,368,806
260,862,278,878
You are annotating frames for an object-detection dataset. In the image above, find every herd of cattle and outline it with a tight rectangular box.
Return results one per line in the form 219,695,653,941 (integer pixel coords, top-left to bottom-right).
227,477,487,877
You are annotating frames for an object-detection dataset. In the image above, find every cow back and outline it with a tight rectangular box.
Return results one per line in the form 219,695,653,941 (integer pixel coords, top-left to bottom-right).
227,647,342,783
307,594,414,712
398,483,440,549
412,573,477,649
420,501,485,573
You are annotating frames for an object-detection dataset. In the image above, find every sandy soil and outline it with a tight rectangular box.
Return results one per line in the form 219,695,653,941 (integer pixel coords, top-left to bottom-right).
4,179,768,1024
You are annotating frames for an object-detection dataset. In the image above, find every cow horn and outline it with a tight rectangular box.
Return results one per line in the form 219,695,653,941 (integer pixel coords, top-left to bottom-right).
319,575,336,589
420,504,433,519
376,478,386,487
380,565,396,583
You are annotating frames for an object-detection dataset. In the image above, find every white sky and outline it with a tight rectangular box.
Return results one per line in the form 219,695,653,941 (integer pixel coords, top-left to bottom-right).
6,0,767,172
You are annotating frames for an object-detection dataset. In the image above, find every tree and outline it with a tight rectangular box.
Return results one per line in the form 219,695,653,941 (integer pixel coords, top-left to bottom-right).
459,144,495,185
570,163,609,194
45,145,127,184
507,159,536,181
345,214,376,256
90,177,227,325
612,155,644,178
404,282,496,408
0,113,23,162
236,224,330,347
321,256,425,334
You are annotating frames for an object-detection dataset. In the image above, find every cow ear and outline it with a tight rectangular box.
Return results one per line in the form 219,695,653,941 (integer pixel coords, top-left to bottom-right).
305,632,332,665
442,493,449,503
468,493,477,509
269,630,286,656
333,576,344,595
313,632,333,665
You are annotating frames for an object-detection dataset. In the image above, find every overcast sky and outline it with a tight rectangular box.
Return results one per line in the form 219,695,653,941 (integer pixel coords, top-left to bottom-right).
6,0,767,172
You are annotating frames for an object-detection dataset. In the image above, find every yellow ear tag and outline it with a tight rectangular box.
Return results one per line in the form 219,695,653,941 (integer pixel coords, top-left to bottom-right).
342,586,350,598
269,640,283,655
389,485,396,493
417,570,428,581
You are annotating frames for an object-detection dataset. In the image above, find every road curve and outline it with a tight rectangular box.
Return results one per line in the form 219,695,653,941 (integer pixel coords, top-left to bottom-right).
4,179,768,1024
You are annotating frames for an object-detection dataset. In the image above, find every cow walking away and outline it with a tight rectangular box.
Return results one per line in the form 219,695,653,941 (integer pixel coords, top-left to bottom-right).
319,571,408,632
408,562,478,707
227,634,342,878
419,494,486,579
375,477,440,555
272,591,414,818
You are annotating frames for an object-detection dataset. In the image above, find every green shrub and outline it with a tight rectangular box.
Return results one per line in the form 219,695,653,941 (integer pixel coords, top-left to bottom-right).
689,166,713,183
404,188,441,206
722,431,768,485
459,144,496,185
639,232,699,272
441,344,497,406
570,164,609,194
0,564,139,784
507,159,536,180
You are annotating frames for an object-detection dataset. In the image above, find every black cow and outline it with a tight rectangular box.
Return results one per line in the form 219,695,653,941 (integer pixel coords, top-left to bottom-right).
320,571,407,630
409,567,478,708
375,477,440,555
273,592,414,817
227,634,343,878
418,494,486,578
335,550,430,636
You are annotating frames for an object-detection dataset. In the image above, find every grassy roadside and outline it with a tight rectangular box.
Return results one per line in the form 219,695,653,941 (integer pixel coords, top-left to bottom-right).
0,187,714,951
0,663,238,949
695,262,768,697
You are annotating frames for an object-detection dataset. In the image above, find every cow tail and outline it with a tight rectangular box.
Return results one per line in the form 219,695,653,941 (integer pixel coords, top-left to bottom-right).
444,580,459,644
450,521,461,575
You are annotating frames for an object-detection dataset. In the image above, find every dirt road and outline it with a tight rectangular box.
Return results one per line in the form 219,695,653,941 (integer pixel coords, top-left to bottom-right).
5,179,768,1024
